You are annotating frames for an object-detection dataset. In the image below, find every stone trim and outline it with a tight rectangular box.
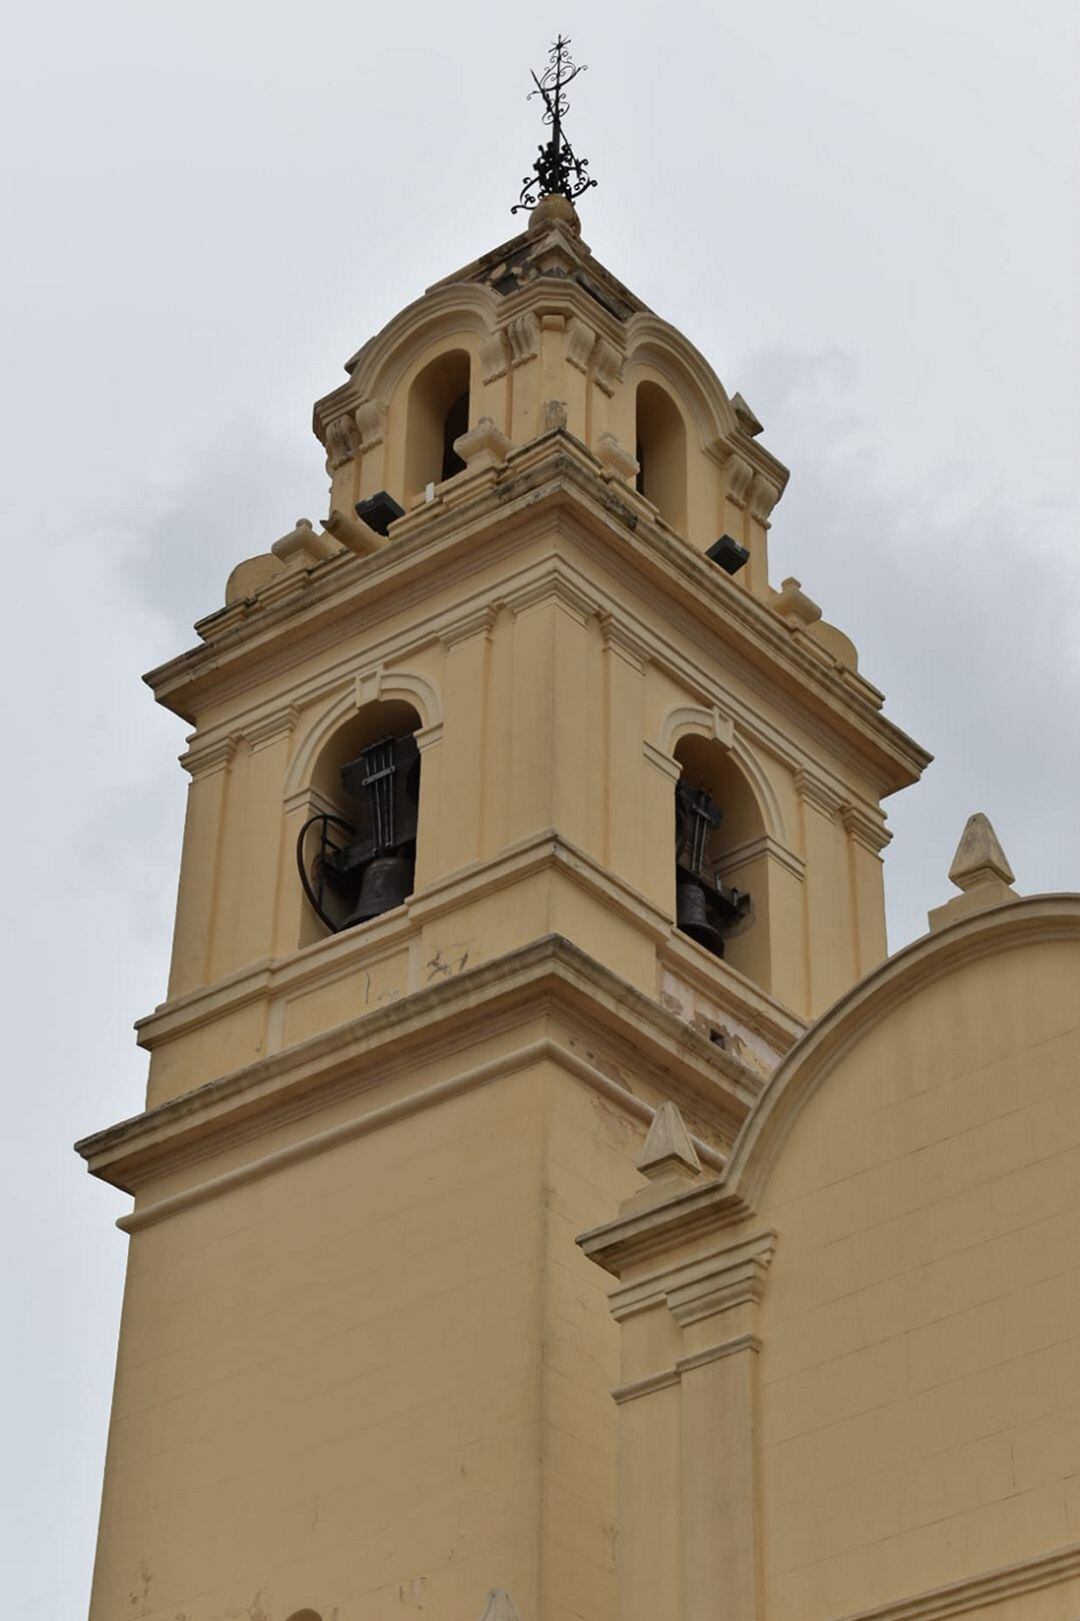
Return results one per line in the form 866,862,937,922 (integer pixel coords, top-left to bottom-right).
605,1229,777,1320
676,1331,762,1371
836,1536,1080,1621
599,612,652,672
245,705,299,754
714,834,806,883
179,734,238,779
795,766,845,819
643,740,683,783
440,604,499,650
106,1034,726,1235
611,1367,682,1405
85,934,757,1196
841,800,892,854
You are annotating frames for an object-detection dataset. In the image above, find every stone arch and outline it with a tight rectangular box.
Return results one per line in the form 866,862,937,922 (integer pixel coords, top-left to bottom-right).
346,283,502,407
725,895,1080,1212
658,704,786,846
624,311,737,456
284,667,442,805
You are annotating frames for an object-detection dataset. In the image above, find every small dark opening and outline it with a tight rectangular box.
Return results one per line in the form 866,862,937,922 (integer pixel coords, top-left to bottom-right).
441,392,469,482
635,440,645,495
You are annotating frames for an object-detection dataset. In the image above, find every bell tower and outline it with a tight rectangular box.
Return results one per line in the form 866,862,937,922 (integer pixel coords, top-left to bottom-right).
78,44,929,1621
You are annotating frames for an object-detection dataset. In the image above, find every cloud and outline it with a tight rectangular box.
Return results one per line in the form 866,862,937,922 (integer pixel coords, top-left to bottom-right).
742,345,1080,948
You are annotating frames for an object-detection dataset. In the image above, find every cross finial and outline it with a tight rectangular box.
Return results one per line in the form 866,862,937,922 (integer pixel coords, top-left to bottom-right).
512,35,597,217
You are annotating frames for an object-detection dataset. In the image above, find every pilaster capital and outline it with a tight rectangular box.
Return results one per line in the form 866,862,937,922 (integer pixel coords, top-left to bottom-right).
179,732,239,779
795,767,844,820
506,311,541,368
354,397,388,451
440,603,500,651
749,470,782,525
479,331,509,383
245,704,300,754
841,800,892,854
504,571,596,625
591,337,623,395
564,314,597,374
721,449,755,509
665,1229,777,1326
599,612,651,672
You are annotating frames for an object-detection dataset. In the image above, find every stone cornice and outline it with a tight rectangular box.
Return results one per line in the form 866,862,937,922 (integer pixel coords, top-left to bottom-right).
76,934,757,1202
578,1175,754,1278
146,438,930,797
835,1537,1080,1621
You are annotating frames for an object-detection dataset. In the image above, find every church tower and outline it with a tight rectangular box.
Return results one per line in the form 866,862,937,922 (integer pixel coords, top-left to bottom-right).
78,45,930,1621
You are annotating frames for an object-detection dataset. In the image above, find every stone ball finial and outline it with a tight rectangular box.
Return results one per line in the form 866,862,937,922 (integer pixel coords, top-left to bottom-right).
528,193,581,234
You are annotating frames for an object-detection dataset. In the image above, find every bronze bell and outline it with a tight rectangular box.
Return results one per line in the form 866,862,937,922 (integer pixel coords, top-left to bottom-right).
676,880,726,957
341,854,415,928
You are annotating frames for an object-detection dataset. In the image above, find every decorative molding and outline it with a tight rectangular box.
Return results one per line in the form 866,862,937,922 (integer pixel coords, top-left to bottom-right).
245,704,300,754
452,416,512,472
440,604,499,651
599,612,651,672
795,766,844,820
282,671,443,802
676,1331,762,1372
605,1229,776,1321
643,740,683,783
836,1536,1080,1621
666,1230,777,1325
503,571,597,625
564,315,597,374
506,311,541,367
715,833,806,883
591,337,622,395
658,703,735,757
841,800,892,854
478,330,510,383
179,733,239,779
324,413,359,471
595,431,639,484
724,451,755,509
612,1366,682,1405
749,470,781,524
354,397,388,451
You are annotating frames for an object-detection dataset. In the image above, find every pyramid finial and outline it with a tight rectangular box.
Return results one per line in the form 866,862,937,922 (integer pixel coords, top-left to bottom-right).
637,1101,702,1182
948,812,1015,892
477,1591,524,1621
928,811,1019,933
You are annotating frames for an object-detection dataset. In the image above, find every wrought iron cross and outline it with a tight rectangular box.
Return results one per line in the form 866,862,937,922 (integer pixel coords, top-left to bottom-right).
513,35,598,215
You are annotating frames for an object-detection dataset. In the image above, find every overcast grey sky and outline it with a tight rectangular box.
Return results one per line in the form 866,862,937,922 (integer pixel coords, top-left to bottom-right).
1,2,1077,1614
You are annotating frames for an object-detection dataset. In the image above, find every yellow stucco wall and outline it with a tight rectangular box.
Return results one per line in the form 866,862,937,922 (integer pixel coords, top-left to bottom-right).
758,922,1080,1619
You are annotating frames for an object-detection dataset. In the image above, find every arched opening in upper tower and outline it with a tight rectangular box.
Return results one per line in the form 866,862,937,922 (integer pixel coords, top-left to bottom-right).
404,350,471,502
672,734,764,985
635,380,687,535
297,699,423,945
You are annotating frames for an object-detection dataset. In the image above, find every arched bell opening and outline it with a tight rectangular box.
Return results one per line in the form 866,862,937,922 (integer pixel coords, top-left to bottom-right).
297,699,422,944
635,380,688,535
672,735,765,982
403,349,471,502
